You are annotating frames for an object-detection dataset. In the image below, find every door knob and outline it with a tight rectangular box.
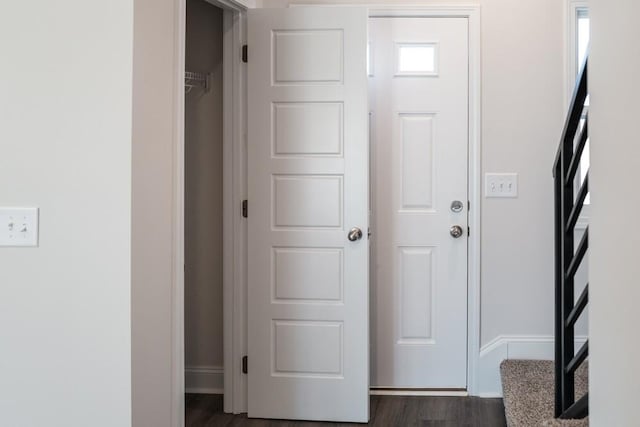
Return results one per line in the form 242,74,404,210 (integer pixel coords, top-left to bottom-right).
348,227,363,242
450,225,464,238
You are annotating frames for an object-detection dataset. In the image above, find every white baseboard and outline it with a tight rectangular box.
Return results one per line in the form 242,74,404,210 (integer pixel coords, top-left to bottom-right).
370,389,468,397
184,338,586,398
185,365,224,394
477,335,587,397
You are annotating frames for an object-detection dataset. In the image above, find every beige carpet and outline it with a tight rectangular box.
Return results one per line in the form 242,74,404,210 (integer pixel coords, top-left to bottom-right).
500,360,588,427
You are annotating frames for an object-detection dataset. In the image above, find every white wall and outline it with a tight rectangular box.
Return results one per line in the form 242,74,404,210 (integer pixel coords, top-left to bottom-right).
257,0,568,395
184,0,225,392
0,1,589,422
479,0,564,343
477,0,580,395
0,1,133,426
589,1,640,424
0,2,578,423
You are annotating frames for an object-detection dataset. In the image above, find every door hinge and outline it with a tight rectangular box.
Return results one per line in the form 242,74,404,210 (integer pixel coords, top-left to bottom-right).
242,200,248,218
242,355,248,374
468,200,471,211
242,44,248,63
468,226,470,236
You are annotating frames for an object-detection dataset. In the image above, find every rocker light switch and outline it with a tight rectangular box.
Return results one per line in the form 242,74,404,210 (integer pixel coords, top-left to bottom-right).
0,207,39,247
485,173,518,198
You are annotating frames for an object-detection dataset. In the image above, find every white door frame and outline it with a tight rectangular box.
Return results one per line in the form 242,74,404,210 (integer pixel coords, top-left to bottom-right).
364,5,482,397
217,1,249,414
369,5,480,396
172,3,482,418
173,3,186,426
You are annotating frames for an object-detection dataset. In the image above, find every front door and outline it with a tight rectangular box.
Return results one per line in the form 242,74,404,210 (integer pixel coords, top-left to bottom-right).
247,7,369,422
369,17,469,389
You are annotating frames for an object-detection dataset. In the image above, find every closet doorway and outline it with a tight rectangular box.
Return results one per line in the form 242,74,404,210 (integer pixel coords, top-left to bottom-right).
184,0,225,398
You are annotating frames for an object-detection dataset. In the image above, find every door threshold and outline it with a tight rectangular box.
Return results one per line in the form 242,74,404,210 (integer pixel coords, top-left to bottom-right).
369,388,468,397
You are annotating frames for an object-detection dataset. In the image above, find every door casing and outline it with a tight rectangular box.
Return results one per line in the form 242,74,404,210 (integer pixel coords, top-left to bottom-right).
365,6,481,398
368,14,471,390
171,3,482,418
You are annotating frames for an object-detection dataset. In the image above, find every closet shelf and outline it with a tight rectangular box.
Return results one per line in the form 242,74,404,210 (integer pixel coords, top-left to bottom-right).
185,71,210,93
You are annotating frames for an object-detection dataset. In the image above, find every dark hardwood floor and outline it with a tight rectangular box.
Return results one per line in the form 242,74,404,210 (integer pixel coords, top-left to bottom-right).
186,394,507,427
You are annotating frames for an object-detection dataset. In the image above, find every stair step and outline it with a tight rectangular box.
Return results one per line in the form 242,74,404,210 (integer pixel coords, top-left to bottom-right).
500,359,588,427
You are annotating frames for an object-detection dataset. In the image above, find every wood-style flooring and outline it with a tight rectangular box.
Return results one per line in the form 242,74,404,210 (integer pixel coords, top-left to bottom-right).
185,394,507,427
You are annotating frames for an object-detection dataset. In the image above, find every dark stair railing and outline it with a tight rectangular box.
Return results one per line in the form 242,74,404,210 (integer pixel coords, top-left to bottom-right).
553,56,589,420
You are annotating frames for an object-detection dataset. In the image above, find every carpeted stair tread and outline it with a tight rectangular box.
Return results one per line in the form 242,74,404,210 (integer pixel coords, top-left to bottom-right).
500,359,588,427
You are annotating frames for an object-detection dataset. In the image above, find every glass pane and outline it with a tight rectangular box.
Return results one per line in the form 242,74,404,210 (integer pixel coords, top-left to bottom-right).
576,9,590,205
398,45,436,73
580,138,590,205
577,12,590,70
573,117,590,206
367,42,371,76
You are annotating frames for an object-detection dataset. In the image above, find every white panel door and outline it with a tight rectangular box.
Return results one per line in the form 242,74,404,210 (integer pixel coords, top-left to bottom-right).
247,7,369,422
369,17,469,388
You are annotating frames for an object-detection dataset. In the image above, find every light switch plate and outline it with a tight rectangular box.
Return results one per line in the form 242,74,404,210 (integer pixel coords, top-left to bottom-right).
485,173,518,198
0,208,39,247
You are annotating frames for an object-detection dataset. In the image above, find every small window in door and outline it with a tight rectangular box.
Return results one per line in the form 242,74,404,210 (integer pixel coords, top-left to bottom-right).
395,43,438,76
